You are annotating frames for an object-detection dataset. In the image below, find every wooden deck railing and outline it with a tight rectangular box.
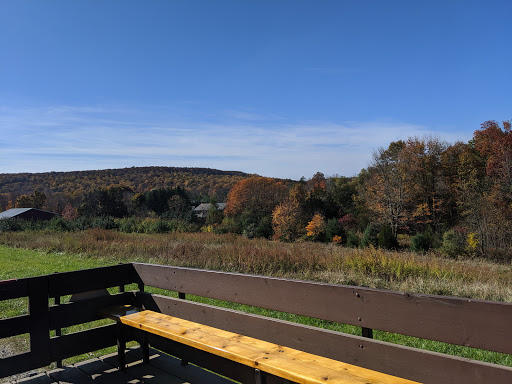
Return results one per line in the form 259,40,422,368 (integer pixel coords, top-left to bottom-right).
0,264,140,378
1,262,511,383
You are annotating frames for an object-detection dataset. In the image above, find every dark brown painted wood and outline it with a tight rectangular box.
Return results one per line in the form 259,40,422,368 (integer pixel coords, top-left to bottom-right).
48,366,96,384
0,314,30,338
49,291,135,329
28,276,50,368
16,372,56,384
0,278,29,300
48,264,140,297
136,292,512,384
49,324,118,362
0,352,36,379
133,262,512,354
126,347,236,384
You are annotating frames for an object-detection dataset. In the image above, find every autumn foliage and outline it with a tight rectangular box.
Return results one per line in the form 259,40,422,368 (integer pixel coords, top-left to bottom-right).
1,120,511,260
225,177,288,218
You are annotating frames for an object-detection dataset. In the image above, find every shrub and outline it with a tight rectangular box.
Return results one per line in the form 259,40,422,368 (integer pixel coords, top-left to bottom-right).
0,218,24,232
360,224,378,248
46,217,72,232
254,216,273,239
346,231,360,248
441,229,466,258
377,225,398,250
116,217,139,233
325,218,345,243
411,233,430,253
91,216,118,230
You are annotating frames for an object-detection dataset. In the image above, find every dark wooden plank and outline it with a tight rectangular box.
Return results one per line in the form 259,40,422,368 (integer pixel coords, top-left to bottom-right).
28,276,50,368
0,314,30,338
48,264,140,297
17,372,56,384
126,347,236,384
74,357,140,384
49,292,135,330
0,353,37,379
47,366,96,384
133,262,512,354
0,278,29,301
137,292,512,384
49,324,118,362
111,356,185,384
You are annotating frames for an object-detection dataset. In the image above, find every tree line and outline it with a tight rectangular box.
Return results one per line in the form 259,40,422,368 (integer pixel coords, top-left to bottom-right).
1,120,510,260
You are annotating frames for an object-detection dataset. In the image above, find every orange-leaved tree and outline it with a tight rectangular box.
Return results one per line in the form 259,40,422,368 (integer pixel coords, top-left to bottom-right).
305,213,326,241
225,177,289,220
272,184,307,241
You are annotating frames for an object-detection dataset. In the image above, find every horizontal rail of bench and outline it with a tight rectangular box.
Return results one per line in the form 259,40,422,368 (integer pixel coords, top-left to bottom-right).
0,352,36,379
133,263,512,355
49,324,118,362
136,291,512,384
0,325,119,378
0,314,30,339
0,278,29,301
48,264,140,297
49,291,135,330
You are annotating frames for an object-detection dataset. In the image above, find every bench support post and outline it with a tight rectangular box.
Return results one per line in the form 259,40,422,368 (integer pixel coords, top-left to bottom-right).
254,368,265,384
141,334,149,364
116,323,126,370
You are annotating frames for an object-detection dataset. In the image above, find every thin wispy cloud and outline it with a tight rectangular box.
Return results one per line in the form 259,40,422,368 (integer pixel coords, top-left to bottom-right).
0,104,466,179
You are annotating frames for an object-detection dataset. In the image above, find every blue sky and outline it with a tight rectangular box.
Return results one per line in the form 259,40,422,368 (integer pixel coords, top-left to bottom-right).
1,0,511,179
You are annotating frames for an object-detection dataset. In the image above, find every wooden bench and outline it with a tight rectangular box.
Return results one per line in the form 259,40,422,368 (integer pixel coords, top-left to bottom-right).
100,305,419,384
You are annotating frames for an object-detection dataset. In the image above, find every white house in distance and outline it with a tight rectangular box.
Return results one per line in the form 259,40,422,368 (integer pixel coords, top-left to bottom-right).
193,203,226,219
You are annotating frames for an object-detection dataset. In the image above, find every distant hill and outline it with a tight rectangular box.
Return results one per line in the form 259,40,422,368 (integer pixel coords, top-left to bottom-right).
0,166,254,205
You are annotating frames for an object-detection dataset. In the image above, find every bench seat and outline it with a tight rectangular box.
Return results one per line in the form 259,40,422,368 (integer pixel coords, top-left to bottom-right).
101,305,419,384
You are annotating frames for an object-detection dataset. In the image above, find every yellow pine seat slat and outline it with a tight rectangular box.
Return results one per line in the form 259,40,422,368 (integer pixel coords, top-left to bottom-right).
104,307,419,384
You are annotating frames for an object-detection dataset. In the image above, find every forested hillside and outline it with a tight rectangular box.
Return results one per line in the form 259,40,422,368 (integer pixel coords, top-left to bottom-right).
1,120,510,261
0,166,252,210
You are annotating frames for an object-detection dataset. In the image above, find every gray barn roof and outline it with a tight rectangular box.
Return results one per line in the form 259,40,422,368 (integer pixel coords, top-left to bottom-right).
0,208,59,219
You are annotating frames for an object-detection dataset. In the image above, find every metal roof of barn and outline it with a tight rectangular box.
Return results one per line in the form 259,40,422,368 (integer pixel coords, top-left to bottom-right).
0,208,58,219
193,203,226,211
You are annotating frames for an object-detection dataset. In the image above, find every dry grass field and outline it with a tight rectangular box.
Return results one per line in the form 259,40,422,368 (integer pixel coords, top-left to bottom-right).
1,229,510,302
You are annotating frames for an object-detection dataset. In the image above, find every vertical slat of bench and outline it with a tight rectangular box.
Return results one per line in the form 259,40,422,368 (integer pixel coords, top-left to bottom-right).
133,263,512,354
28,276,50,368
137,292,512,384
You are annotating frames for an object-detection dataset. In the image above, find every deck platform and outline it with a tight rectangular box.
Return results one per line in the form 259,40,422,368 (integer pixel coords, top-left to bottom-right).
9,347,235,384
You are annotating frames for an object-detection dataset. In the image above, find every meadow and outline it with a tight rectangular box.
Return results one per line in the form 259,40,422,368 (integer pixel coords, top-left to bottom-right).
1,229,511,370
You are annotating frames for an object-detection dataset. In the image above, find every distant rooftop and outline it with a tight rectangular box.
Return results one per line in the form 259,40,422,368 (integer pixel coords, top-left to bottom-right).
0,208,59,219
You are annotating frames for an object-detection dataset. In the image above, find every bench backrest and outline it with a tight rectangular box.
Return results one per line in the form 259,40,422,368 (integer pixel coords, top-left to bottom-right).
1,262,511,383
132,262,512,384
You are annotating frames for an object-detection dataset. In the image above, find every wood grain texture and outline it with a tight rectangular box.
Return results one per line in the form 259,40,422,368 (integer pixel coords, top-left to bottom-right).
133,262,512,354
113,309,418,384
